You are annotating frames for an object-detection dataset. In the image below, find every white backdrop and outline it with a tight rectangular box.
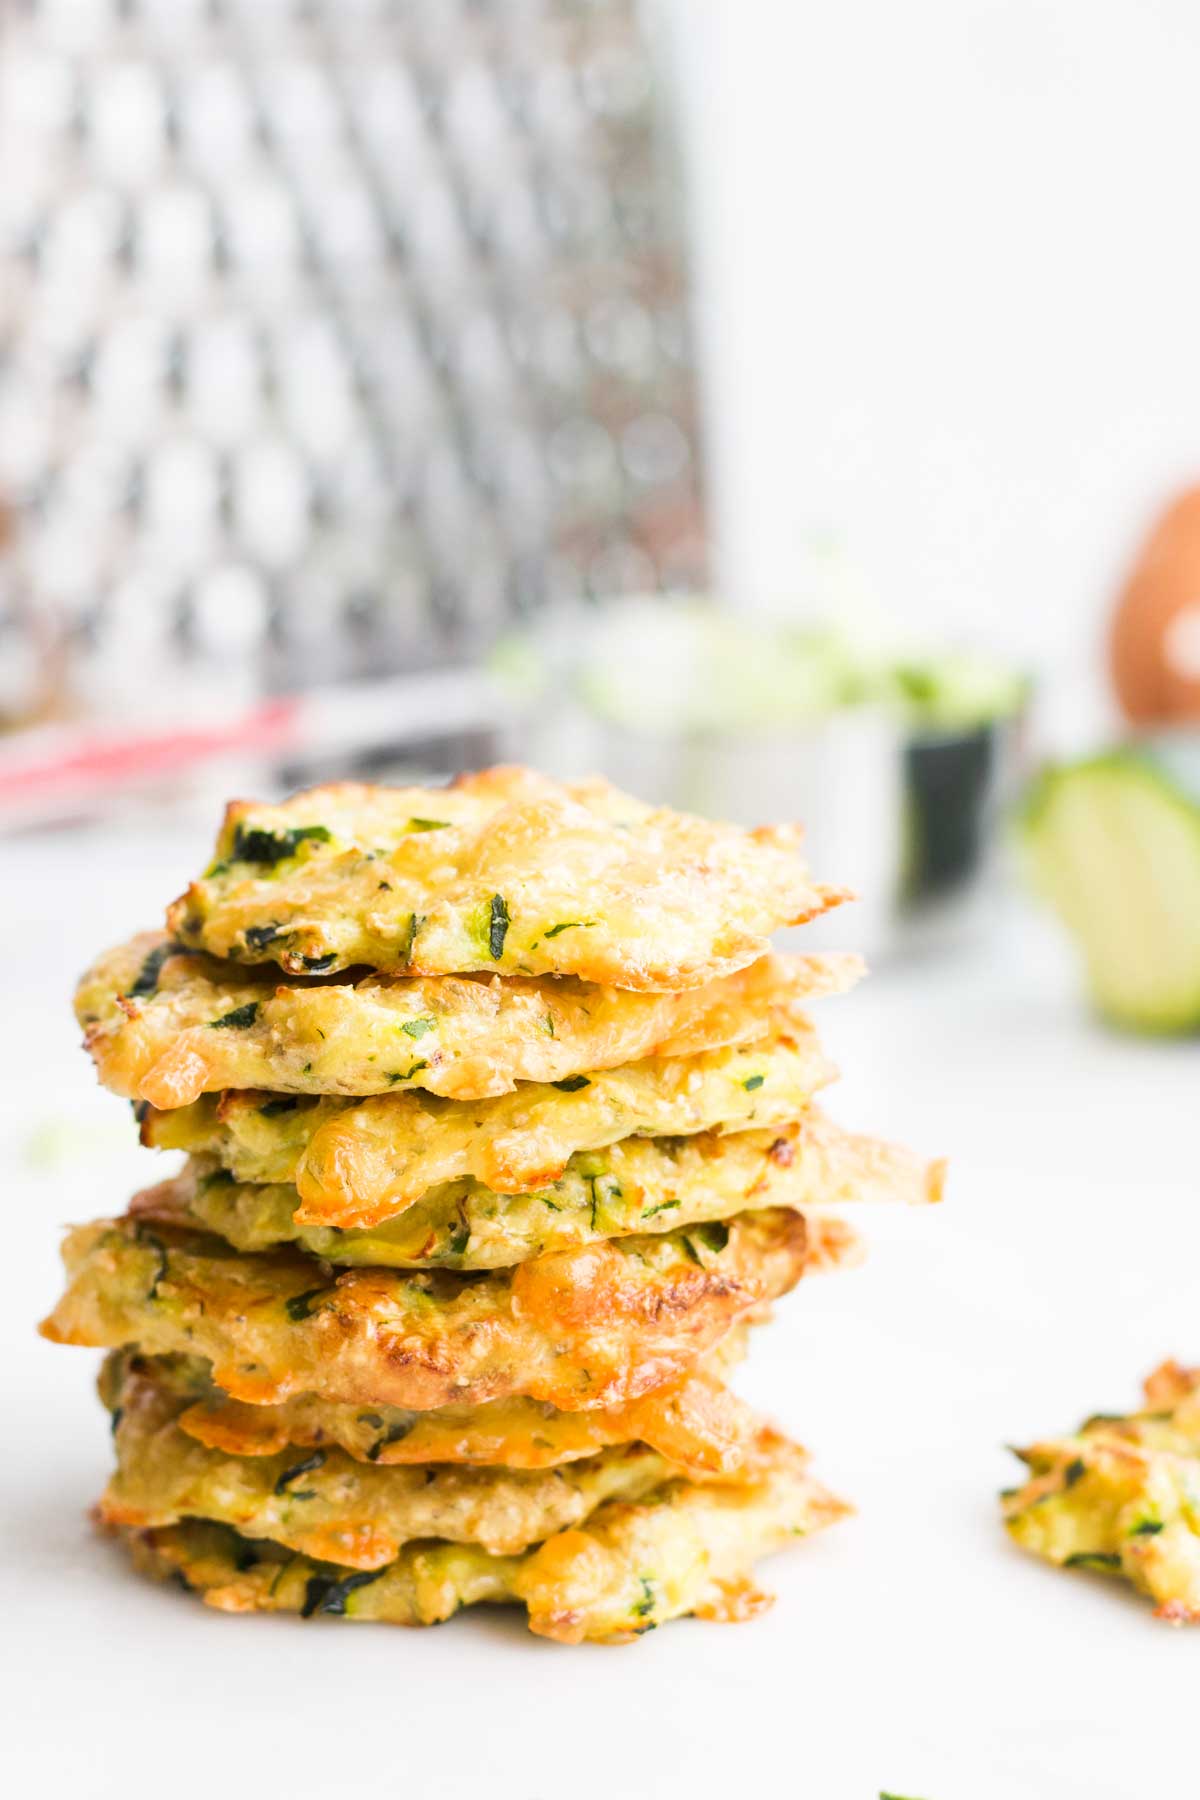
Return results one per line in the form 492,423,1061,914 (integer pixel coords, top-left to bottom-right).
664,0,1200,701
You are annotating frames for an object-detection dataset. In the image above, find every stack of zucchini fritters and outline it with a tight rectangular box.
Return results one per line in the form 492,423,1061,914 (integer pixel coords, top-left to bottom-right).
42,766,939,1644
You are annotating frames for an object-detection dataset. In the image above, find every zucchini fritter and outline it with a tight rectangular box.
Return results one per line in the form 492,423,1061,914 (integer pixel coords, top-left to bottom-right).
42,1208,855,1412
1003,1360,1200,1622
78,933,860,1108
103,1333,758,1474
98,1356,677,1568
131,1112,940,1269
139,1024,834,1229
121,1427,848,1642
166,766,847,987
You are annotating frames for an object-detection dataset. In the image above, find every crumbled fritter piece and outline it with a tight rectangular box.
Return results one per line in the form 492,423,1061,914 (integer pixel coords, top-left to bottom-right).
42,1208,857,1413
1003,1360,1200,1622
121,1427,849,1642
138,1023,835,1229
166,766,847,987
78,933,860,1107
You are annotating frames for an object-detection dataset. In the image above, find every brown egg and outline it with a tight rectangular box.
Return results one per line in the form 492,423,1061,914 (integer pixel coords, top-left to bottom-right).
1111,486,1200,723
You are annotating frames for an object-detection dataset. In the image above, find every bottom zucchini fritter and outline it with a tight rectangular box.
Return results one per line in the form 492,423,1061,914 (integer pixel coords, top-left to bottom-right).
1003,1360,1200,1622
104,1327,757,1476
43,1207,855,1413
98,1355,677,1568
120,1429,847,1644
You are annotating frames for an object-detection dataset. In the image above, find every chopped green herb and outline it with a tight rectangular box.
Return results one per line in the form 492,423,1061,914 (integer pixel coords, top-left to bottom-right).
301,953,336,973
259,1096,299,1117
230,823,331,866
401,1017,436,1039
203,860,229,880
1063,1458,1087,1489
128,940,187,999
447,1218,471,1256
302,1062,312,1074
285,1288,326,1322
408,817,450,832
543,1012,555,1037
632,1576,655,1618
387,1060,429,1084
586,1174,623,1231
274,1450,327,1496
136,1226,169,1299
366,1421,414,1462
488,893,510,959
209,1002,259,1030
244,923,281,951
642,1199,680,1218
1064,1552,1122,1571
682,1221,729,1264
544,920,595,938
399,912,425,964
552,1075,591,1092
1130,1519,1164,1536
742,1074,765,1091
301,1568,385,1618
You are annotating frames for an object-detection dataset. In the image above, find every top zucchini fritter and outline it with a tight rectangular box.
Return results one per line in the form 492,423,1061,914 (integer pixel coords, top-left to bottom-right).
78,933,859,1107
138,1022,834,1228
42,1207,853,1413
1003,1360,1200,1623
166,767,847,988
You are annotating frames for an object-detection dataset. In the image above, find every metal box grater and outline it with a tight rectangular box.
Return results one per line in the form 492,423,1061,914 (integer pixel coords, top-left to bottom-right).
0,0,707,723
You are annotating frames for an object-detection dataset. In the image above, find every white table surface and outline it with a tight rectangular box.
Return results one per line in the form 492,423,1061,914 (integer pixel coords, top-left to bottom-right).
5,823,1197,1800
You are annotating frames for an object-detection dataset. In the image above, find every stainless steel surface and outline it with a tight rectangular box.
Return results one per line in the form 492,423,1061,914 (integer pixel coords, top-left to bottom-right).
0,0,707,720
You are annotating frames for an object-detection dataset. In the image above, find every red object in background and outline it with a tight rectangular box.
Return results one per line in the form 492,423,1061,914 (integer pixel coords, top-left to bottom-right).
1111,487,1200,724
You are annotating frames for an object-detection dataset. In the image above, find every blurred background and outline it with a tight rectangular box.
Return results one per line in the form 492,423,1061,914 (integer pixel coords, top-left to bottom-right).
3,0,1200,997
